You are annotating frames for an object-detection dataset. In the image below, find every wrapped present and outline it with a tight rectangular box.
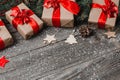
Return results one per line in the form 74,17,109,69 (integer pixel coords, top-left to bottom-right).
41,0,80,28
0,19,13,50
5,3,43,39
88,0,119,29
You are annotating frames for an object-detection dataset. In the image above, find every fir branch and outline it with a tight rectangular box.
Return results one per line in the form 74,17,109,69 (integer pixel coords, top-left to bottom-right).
0,0,119,27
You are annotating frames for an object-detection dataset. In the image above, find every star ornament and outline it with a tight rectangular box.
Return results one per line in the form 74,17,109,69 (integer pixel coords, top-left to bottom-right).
0,56,9,68
65,35,78,44
104,31,116,38
43,35,57,44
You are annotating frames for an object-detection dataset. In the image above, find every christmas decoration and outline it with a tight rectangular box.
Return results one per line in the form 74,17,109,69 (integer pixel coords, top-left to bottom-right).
0,56,9,68
1,0,120,27
65,34,78,44
79,25,95,38
43,35,56,44
104,31,116,38
88,0,119,29
5,3,43,39
0,19,13,50
41,0,80,27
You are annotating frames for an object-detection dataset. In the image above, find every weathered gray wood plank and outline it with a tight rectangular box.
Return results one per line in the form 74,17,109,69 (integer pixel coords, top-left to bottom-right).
1,25,120,80
0,25,74,57
38,49,120,80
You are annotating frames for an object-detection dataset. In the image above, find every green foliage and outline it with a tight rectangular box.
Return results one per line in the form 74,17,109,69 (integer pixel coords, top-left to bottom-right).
116,6,120,27
0,0,120,27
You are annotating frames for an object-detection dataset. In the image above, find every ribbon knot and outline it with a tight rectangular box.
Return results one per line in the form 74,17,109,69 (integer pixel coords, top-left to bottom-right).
0,21,4,26
10,6,40,34
11,7,34,25
102,1,118,18
44,0,60,8
92,0,118,29
43,0,80,27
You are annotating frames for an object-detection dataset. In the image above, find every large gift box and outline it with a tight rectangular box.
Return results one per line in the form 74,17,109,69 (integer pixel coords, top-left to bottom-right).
42,0,80,28
88,0,119,29
5,3,43,39
0,19,13,50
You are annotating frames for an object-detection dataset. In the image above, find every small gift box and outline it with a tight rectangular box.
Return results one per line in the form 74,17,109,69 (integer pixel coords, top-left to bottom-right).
41,0,80,28
0,19,13,50
5,3,43,39
88,0,119,29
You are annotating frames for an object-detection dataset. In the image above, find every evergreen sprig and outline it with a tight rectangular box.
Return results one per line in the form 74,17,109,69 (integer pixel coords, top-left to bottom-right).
0,0,119,27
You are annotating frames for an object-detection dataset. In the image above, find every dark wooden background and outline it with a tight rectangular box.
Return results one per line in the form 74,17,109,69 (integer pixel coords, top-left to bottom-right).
0,24,120,80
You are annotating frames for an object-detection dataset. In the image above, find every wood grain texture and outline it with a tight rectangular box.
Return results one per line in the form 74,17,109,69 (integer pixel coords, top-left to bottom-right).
1,25,120,80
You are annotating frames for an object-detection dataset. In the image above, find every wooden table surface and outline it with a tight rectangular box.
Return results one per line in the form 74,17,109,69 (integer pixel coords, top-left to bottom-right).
1,25,120,80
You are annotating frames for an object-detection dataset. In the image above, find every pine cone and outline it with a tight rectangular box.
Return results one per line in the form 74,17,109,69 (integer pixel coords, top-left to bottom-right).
79,25,95,38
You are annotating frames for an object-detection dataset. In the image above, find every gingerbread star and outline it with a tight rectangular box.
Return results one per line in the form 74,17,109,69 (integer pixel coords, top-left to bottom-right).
104,31,116,38
43,35,56,44
0,56,9,68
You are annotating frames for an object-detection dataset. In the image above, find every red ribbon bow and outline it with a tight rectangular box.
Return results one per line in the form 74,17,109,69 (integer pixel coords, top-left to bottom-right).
0,20,5,50
11,7,39,34
92,0,118,29
44,0,80,27
0,21,4,26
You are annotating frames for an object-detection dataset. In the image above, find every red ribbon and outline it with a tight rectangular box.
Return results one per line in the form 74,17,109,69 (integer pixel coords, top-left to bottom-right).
10,6,39,34
44,0,80,27
92,0,118,29
0,20,5,50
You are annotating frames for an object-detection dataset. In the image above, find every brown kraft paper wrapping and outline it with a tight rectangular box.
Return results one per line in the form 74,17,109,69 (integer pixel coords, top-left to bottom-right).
5,3,43,39
88,0,119,29
0,19,13,48
41,0,75,28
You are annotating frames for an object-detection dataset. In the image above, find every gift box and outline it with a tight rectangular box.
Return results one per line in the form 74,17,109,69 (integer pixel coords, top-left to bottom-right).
41,0,80,28
5,3,43,39
0,19,13,50
88,0,119,29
